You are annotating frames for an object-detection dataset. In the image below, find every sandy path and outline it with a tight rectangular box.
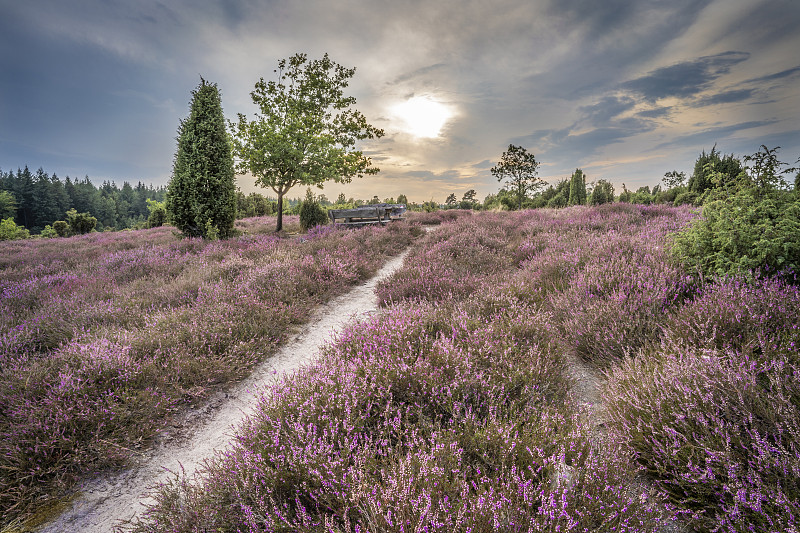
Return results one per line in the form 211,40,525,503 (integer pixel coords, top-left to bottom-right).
39,249,410,533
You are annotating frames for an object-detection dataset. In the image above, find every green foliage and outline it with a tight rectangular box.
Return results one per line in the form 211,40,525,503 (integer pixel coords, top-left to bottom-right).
688,145,744,194
0,217,30,240
422,200,439,212
662,170,686,190
1,167,165,232
445,193,457,207
742,144,799,194
231,53,384,232
567,168,587,206
52,220,69,237
397,194,408,205
589,179,614,205
66,208,96,234
235,191,275,218
299,200,329,231
0,190,17,219
146,199,167,228
491,144,543,210
672,188,800,279
39,225,57,238
166,78,236,239
673,190,700,206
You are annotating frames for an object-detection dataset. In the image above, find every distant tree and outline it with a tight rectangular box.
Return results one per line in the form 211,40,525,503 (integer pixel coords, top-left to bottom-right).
52,220,69,237
146,199,167,228
742,145,798,196
397,194,408,205
688,145,744,194
568,168,587,206
546,179,570,208
368,195,381,204
491,144,543,210
445,193,457,207
299,189,329,231
0,190,17,219
166,78,236,239
662,170,686,189
231,53,384,232
589,179,615,205
462,189,477,203
66,208,97,234
0,217,29,240
336,192,348,205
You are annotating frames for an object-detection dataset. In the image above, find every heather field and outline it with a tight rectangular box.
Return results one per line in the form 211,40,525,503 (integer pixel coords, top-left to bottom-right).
129,204,800,532
0,216,419,528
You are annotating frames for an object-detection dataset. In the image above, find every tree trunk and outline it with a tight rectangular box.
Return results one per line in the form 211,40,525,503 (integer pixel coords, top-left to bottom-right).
276,191,284,232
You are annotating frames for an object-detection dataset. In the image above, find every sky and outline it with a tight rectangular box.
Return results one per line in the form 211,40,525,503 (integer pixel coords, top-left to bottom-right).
1,0,799,203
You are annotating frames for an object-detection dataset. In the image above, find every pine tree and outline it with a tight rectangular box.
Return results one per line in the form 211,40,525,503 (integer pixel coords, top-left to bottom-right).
167,78,236,238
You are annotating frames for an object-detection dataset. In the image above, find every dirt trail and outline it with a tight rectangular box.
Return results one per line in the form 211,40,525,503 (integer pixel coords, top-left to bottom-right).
39,249,411,533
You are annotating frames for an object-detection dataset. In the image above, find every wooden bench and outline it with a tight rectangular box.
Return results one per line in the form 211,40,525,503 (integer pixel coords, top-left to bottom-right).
328,204,406,226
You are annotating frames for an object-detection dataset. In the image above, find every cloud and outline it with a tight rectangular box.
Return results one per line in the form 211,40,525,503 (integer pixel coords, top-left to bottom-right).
654,120,779,149
743,65,800,84
621,51,750,102
691,88,756,107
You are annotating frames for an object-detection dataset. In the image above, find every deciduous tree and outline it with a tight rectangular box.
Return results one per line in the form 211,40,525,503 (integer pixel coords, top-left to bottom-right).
231,53,384,231
490,144,543,210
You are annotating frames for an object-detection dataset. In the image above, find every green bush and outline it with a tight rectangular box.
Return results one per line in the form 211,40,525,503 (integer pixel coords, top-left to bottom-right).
66,208,97,235
39,225,57,238
52,220,69,237
673,190,701,206
0,217,29,240
146,199,167,228
299,200,328,231
672,188,800,279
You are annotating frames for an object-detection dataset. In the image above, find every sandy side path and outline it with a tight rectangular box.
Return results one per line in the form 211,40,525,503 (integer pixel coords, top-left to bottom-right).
39,249,410,533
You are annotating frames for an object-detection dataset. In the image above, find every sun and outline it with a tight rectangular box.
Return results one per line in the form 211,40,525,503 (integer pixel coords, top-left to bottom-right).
391,96,452,138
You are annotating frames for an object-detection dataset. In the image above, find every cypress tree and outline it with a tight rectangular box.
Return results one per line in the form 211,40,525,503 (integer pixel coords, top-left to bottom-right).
568,168,587,206
166,78,236,238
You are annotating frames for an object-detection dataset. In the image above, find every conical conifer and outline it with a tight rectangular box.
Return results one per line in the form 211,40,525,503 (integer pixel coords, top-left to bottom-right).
166,78,236,238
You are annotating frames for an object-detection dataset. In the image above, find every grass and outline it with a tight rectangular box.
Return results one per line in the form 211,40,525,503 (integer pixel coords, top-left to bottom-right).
0,216,418,528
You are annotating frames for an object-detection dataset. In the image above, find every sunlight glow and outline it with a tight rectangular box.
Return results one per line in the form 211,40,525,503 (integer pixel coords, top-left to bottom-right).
391,96,452,138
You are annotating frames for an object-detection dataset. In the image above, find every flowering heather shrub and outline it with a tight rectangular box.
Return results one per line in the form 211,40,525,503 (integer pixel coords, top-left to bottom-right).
605,275,800,531
662,276,800,361
604,344,800,532
405,209,471,225
0,218,416,526
376,214,518,305
134,304,672,532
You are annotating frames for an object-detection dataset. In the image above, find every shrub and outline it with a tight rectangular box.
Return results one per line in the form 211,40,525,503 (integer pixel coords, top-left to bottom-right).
673,190,700,206
146,199,167,228
0,217,30,240
66,208,97,235
39,225,57,238
671,188,800,280
299,200,328,231
52,220,69,237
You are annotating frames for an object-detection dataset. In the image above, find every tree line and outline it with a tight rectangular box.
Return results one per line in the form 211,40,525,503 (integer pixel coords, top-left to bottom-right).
0,166,166,233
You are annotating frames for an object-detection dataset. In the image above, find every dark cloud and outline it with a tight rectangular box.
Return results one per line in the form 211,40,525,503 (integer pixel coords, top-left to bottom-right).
654,120,779,149
636,106,672,118
692,89,756,107
743,65,800,84
578,96,637,126
621,51,750,102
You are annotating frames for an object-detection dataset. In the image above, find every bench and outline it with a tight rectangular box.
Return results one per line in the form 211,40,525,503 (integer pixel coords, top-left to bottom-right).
328,204,406,226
